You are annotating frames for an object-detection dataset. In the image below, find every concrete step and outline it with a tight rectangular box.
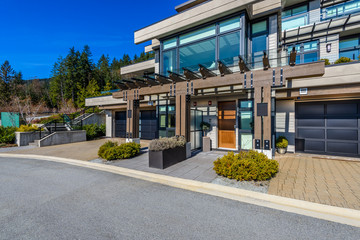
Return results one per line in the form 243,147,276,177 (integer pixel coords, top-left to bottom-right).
28,142,38,147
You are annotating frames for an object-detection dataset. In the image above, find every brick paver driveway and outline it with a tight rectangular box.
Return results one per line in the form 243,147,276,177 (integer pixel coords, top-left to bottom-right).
269,154,360,210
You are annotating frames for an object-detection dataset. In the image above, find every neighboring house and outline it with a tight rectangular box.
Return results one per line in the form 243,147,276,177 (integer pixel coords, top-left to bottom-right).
86,0,360,157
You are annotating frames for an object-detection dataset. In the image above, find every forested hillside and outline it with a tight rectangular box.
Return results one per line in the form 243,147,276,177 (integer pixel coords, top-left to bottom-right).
0,45,154,117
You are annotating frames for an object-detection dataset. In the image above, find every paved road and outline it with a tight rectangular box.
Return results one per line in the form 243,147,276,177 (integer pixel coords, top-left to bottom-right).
0,157,359,240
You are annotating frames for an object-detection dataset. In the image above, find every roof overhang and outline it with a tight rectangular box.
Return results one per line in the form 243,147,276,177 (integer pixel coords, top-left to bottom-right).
134,0,260,44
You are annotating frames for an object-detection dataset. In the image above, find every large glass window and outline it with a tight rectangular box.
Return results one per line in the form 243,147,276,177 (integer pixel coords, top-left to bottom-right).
163,50,177,75
282,5,309,31
339,37,360,60
220,17,240,33
238,100,254,150
179,25,216,45
158,104,175,138
251,20,268,69
179,38,216,71
161,14,244,75
287,40,318,64
219,31,240,65
163,38,177,50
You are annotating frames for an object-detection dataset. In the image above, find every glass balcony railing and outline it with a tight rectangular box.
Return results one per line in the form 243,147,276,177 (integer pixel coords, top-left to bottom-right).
322,0,360,20
159,49,291,77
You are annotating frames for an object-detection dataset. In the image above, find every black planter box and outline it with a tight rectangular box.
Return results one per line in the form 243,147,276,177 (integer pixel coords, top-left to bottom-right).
149,146,186,169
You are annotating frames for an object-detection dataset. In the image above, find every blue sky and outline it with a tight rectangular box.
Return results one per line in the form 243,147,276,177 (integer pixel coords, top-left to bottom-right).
0,0,184,79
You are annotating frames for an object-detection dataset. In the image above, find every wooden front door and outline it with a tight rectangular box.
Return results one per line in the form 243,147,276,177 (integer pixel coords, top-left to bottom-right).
218,101,236,149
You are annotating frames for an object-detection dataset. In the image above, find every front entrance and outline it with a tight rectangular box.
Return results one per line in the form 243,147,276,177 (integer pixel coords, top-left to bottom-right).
218,101,236,149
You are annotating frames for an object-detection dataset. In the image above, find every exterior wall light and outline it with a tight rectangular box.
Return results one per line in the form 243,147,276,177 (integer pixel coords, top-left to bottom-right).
326,43,331,53
208,101,212,106
193,102,197,107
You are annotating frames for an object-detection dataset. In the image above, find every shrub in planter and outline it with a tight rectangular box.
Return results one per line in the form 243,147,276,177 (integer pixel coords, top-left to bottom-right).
98,141,140,161
213,151,279,181
200,121,211,136
276,136,288,154
17,125,39,132
320,58,330,65
334,57,351,64
0,126,17,144
149,136,186,151
149,136,187,169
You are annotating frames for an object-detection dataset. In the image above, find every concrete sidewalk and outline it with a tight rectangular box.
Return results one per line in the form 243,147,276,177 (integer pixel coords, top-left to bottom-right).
106,150,225,183
3,138,150,161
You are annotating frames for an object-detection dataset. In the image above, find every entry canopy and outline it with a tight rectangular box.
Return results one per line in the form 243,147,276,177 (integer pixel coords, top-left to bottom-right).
283,12,360,44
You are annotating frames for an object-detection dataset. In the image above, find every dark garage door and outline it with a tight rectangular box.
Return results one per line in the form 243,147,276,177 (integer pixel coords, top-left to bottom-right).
295,100,360,156
115,111,126,138
140,110,158,140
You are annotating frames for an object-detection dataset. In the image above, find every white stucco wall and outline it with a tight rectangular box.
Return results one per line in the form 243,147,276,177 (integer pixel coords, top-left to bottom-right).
275,100,295,152
105,110,113,138
319,34,339,64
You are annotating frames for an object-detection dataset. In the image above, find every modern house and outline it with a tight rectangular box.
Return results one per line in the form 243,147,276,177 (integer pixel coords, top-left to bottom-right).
86,0,360,157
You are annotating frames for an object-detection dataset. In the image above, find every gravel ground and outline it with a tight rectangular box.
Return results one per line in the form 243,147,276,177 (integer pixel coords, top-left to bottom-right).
211,176,269,193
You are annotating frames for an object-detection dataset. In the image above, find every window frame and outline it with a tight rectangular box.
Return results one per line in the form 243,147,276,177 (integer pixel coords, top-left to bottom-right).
281,3,309,31
339,35,360,60
287,40,320,64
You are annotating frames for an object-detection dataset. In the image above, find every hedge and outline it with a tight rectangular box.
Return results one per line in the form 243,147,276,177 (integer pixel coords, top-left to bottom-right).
213,151,279,181
0,126,17,144
81,124,106,140
98,141,140,161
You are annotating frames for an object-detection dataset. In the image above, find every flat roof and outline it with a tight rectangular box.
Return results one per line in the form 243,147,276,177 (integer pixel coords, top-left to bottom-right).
175,0,211,13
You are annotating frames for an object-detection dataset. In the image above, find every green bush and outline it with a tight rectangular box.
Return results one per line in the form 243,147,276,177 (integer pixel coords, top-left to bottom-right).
276,136,288,149
334,57,351,64
320,58,330,65
0,126,17,144
17,125,39,132
98,141,140,161
149,136,186,151
33,114,63,124
82,124,106,140
213,151,279,181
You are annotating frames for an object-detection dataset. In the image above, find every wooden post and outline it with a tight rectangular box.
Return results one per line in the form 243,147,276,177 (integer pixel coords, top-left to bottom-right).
175,94,191,142
126,99,140,139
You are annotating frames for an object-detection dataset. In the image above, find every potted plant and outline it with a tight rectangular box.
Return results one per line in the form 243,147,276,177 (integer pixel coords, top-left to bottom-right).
200,121,211,136
276,136,288,154
148,136,187,169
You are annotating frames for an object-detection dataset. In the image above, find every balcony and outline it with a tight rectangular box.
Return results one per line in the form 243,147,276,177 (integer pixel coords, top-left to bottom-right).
120,58,155,76
322,0,360,20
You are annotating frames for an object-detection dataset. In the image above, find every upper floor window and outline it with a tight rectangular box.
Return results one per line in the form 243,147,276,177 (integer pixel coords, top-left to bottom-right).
287,40,319,64
322,0,360,20
282,5,309,31
339,36,360,60
161,16,243,76
251,20,268,69
179,25,216,45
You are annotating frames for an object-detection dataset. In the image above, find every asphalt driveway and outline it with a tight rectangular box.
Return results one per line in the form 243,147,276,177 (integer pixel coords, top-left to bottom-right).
0,156,359,240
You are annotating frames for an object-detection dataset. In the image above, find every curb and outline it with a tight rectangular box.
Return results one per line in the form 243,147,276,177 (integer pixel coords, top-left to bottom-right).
1,153,360,227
